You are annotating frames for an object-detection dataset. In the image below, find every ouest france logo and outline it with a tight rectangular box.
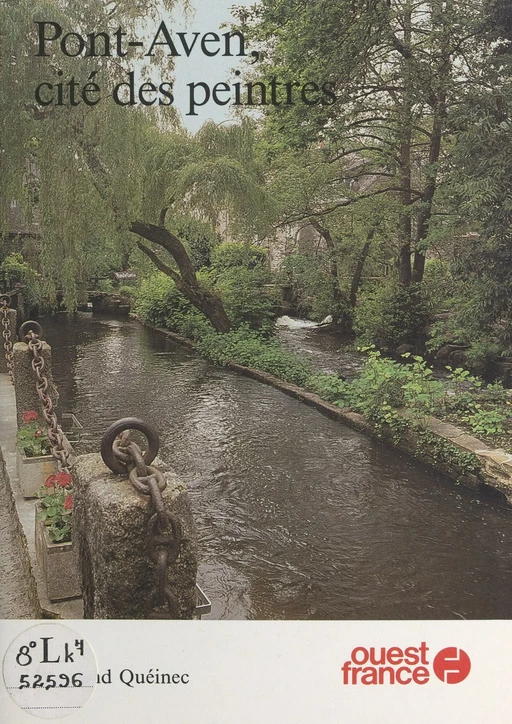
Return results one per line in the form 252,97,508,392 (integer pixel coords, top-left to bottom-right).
340,643,471,686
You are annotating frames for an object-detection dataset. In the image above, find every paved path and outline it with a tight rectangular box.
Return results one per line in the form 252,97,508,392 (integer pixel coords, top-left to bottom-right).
0,468,38,618
0,374,38,618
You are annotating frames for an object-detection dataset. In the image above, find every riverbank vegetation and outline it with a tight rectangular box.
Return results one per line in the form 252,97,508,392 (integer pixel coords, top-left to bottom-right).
2,1,512,453
135,272,512,455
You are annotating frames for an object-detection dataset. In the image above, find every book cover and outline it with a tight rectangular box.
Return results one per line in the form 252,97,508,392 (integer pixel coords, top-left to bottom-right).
1,0,512,721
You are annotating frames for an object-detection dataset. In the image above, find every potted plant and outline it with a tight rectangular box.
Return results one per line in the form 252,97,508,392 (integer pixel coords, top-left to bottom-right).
34,472,81,601
16,410,57,498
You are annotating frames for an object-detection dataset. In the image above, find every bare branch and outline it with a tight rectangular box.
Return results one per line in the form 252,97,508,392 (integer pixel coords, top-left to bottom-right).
279,186,423,226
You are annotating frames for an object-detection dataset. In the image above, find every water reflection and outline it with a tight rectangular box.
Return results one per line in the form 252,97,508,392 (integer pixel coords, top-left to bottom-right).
42,313,512,620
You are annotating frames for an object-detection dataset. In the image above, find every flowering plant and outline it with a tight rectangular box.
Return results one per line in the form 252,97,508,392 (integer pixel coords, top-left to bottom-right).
36,472,73,543
16,410,52,457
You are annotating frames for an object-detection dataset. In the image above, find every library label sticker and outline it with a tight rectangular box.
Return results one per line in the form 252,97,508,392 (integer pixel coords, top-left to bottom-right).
2,623,97,719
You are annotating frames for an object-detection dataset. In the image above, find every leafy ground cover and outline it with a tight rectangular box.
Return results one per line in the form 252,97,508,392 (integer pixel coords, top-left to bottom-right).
135,278,512,457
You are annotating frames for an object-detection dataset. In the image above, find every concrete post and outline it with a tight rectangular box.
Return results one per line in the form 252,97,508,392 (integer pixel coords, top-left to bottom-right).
0,309,16,374
73,453,198,619
12,341,58,428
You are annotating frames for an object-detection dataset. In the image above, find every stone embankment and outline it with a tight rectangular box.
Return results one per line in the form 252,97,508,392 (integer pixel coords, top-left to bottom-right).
0,447,39,618
150,325,512,505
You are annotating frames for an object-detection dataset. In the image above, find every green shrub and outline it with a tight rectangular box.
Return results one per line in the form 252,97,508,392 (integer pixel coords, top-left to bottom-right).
168,216,220,271
0,252,41,306
354,280,432,352
422,259,454,311
196,325,313,386
134,272,212,339
216,266,275,331
338,349,445,440
461,405,508,436
97,279,114,293
465,339,500,372
279,253,351,323
306,373,354,406
134,273,177,328
119,285,136,297
211,242,269,271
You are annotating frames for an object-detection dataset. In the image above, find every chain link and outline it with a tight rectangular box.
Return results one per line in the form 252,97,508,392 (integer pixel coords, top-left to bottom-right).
103,421,182,620
24,326,71,474
1,295,14,384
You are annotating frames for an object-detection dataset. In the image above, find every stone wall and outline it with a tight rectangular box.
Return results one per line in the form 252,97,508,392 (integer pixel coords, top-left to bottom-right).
73,453,198,619
13,341,57,428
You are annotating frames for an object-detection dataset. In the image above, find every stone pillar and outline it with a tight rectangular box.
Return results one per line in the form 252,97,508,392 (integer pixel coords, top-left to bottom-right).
0,309,17,374
73,453,198,619
12,341,58,428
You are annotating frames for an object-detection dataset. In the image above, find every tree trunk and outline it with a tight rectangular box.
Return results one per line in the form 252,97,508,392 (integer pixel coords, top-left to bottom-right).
130,220,231,333
411,113,442,283
350,229,374,307
412,0,449,284
398,3,413,287
309,218,345,308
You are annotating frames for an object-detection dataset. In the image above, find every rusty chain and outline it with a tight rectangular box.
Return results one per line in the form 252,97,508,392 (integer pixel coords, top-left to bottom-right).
21,321,71,474
101,418,182,620
1,294,14,384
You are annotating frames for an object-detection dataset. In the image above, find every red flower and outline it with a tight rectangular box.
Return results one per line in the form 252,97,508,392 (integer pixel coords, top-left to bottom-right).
64,495,73,510
22,410,38,423
55,471,72,487
44,475,57,488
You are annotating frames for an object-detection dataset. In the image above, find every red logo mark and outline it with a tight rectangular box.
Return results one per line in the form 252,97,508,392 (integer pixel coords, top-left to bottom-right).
433,647,471,684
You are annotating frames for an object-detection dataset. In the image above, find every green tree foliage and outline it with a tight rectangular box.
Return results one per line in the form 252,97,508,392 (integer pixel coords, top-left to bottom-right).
0,0,178,308
354,280,432,353
440,3,512,352
484,0,512,44
237,0,499,332
210,241,268,270
209,242,275,330
1,2,271,331
168,215,220,271
134,272,212,338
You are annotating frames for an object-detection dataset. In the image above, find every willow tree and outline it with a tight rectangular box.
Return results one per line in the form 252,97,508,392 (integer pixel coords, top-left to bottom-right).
127,119,271,332
1,0,179,307
2,1,274,332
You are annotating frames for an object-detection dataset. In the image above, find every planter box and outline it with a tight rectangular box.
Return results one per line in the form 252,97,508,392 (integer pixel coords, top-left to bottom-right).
34,507,81,602
16,449,57,498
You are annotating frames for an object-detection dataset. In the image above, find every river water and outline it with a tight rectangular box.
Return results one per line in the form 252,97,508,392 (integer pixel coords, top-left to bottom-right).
42,313,512,620
277,325,364,378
